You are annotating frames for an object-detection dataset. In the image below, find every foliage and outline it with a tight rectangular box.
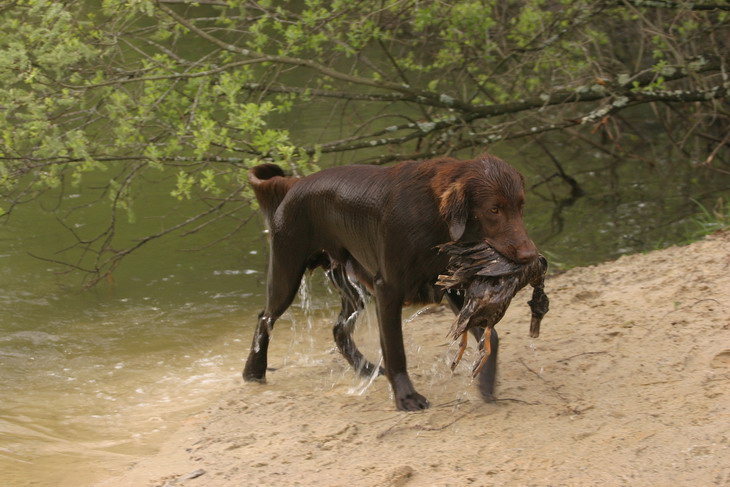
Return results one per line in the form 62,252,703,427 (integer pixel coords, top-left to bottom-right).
688,197,730,239
0,0,728,284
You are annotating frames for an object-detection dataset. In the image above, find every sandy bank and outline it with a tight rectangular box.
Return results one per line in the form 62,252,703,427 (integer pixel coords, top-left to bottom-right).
99,231,730,487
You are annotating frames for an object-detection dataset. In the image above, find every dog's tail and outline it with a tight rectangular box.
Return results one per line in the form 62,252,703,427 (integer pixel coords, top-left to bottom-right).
248,163,299,227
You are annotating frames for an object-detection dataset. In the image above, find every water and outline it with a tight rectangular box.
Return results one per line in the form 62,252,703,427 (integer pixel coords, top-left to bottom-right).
0,190,383,485
0,181,268,485
1,126,729,485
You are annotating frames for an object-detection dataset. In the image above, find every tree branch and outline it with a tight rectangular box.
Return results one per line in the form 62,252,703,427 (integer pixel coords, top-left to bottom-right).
155,1,480,113
615,0,730,11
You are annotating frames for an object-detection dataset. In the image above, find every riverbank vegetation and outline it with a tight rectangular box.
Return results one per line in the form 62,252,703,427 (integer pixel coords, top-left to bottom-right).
1,0,728,283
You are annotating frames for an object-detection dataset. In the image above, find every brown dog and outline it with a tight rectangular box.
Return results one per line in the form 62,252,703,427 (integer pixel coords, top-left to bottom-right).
243,155,538,411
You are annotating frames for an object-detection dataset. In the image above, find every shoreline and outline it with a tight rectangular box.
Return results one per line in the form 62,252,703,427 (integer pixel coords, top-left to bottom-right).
99,232,730,486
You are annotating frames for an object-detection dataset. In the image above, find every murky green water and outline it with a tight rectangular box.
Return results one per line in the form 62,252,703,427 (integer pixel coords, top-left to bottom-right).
1,122,729,485
0,189,264,485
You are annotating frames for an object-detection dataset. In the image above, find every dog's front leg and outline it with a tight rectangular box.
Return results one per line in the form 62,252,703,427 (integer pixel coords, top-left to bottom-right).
374,277,430,411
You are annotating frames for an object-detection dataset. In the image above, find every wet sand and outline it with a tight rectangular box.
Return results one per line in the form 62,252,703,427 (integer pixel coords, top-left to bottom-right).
99,231,730,486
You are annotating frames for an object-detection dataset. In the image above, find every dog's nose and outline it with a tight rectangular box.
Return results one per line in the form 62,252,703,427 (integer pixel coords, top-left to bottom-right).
515,244,538,264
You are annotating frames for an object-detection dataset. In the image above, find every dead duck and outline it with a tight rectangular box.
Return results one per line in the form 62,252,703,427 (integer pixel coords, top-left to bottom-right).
437,242,549,392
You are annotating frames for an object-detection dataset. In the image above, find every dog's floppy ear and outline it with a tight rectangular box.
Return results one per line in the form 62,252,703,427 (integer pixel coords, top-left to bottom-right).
439,181,468,241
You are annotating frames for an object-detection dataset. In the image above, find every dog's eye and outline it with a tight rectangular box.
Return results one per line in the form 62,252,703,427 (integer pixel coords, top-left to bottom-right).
490,207,499,214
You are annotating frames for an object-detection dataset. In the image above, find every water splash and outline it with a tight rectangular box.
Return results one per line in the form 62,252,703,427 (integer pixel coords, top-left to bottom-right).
297,274,313,317
529,340,544,375
404,305,436,324
347,354,383,396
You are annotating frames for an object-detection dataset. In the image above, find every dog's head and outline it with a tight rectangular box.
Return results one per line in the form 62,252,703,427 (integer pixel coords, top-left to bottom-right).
437,155,538,264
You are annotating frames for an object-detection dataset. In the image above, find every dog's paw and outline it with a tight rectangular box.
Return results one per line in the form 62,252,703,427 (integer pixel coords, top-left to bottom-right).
242,353,269,382
396,392,430,411
242,373,266,383
242,366,267,383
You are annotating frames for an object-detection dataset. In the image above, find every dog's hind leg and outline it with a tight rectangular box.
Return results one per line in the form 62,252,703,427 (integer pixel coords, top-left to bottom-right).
242,242,308,383
242,310,275,382
327,264,383,377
